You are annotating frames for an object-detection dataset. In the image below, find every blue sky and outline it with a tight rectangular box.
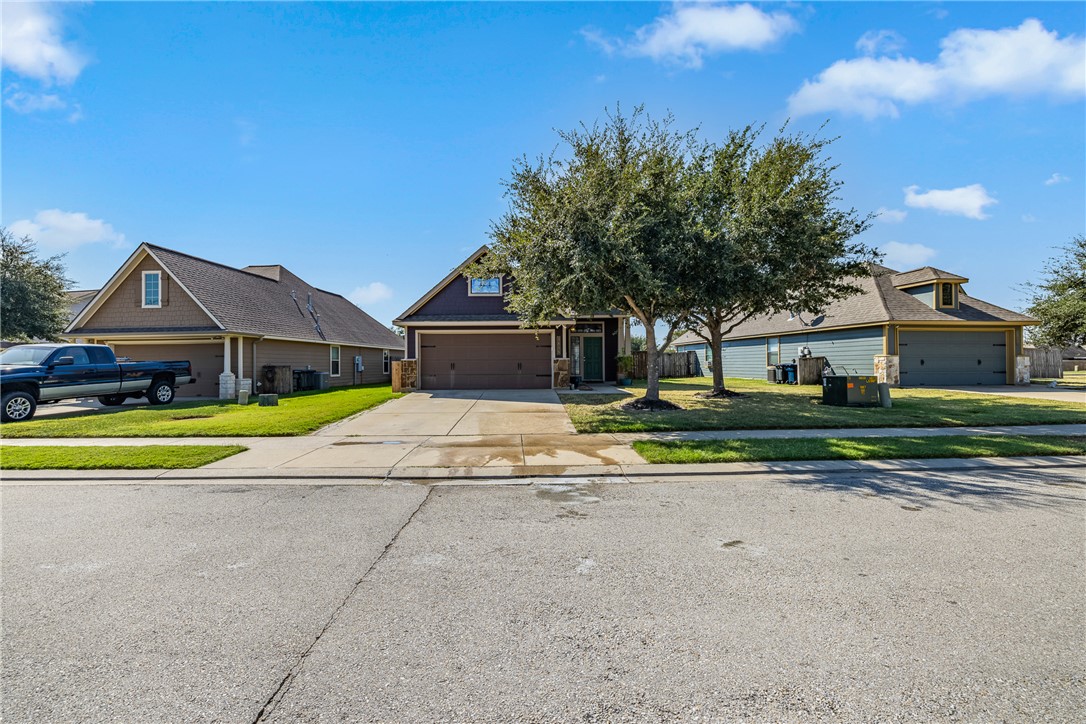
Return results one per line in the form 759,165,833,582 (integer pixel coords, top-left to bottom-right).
3,2,1083,328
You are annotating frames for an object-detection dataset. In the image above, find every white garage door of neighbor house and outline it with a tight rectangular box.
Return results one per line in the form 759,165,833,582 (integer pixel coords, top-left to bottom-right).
898,331,1008,386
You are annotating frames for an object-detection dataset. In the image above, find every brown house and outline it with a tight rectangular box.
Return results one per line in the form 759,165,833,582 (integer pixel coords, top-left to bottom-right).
394,246,632,390
65,243,404,397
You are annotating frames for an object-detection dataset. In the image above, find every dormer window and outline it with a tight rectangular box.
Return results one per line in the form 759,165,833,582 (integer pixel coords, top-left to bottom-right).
142,271,161,308
469,277,501,296
939,282,956,309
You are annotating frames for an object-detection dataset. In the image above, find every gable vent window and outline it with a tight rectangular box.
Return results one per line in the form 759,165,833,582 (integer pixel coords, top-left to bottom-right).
142,271,162,308
469,277,502,296
941,283,955,308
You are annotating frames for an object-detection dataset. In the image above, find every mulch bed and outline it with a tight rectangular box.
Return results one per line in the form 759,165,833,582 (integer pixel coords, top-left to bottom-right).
620,397,684,412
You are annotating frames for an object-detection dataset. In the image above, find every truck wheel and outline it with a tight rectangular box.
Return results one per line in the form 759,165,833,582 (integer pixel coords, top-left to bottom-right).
2,391,37,423
98,395,126,406
148,380,175,405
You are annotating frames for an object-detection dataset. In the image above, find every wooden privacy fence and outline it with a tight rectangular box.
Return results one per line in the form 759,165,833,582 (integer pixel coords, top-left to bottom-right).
1025,347,1063,379
632,350,698,379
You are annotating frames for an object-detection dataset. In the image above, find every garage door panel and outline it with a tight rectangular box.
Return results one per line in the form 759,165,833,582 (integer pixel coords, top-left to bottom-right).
899,331,1008,386
112,343,222,397
420,333,552,390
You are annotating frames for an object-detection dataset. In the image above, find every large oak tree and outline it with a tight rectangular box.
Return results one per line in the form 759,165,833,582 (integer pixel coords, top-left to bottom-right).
1,229,72,342
1026,235,1086,348
679,126,877,396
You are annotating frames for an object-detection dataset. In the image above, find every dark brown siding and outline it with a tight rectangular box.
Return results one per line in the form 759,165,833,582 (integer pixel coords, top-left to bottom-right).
418,332,552,389
81,255,217,331
252,340,401,388
412,276,517,319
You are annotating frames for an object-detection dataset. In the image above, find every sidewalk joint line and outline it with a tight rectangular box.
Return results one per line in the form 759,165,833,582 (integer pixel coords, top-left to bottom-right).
251,486,434,723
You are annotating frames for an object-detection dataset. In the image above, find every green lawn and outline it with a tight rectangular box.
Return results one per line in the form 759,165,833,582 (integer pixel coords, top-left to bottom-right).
633,435,1086,464
0,384,400,438
0,445,247,469
562,377,1086,433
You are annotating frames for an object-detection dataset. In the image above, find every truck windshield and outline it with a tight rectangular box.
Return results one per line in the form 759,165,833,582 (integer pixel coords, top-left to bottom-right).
0,346,55,365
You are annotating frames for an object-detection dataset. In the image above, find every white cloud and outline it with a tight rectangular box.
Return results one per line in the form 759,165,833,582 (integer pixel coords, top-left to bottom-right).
4,87,65,113
585,3,798,68
0,3,87,85
904,184,997,220
1022,214,1037,223
875,207,907,223
881,241,937,270
8,210,127,251
348,282,393,306
1044,172,1069,186
789,19,1085,119
856,30,906,56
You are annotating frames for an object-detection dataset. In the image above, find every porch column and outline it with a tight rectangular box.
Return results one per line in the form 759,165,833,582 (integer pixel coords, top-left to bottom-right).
623,318,632,355
219,336,236,399
237,336,244,377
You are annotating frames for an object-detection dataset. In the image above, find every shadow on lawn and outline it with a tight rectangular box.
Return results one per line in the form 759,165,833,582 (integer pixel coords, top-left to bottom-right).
775,466,1084,513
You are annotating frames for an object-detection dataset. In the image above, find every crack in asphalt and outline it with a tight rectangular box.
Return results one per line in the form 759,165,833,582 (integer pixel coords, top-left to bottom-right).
250,486,435,723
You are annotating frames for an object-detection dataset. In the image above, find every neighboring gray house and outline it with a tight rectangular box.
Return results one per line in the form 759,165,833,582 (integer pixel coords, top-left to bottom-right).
394,246,632,389
674,265,1036,387
65,243,404,397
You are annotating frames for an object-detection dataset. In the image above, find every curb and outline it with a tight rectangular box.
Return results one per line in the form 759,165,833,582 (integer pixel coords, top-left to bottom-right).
1,455,1081,485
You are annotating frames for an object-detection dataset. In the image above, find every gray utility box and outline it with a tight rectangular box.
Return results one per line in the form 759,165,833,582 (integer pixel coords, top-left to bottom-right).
822,375,880,407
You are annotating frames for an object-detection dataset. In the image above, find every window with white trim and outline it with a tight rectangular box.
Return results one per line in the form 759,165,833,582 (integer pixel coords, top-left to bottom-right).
142,271,161,308
469,277,501,295
383,349,390,374
330,345,341,377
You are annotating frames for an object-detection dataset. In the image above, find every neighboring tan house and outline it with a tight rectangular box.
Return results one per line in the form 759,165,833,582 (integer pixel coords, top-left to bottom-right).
674,265,1036,387
65,243,404,397
394,246,633,390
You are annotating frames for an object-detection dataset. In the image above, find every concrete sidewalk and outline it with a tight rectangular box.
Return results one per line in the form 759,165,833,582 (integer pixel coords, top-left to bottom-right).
3,424,1084,478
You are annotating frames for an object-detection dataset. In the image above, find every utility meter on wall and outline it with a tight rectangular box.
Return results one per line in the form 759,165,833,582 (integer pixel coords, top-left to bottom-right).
354,355,364,372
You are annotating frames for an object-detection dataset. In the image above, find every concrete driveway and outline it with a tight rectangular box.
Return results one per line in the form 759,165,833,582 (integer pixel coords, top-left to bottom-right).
322,389,576,436
934,385,1085,403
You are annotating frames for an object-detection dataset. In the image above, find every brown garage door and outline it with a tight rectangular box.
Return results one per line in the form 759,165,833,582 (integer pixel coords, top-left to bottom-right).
419,333,552,390
112,343,223,397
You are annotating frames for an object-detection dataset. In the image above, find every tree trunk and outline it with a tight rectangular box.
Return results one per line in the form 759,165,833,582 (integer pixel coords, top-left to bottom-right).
709,323,726,394
643,321,660,402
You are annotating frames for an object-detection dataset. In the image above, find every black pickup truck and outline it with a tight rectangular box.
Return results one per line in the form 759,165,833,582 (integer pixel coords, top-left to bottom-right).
0,344,193,422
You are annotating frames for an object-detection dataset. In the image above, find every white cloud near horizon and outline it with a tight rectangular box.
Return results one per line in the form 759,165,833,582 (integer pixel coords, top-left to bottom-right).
881,241,937,270
9,210,127,251
856,29,905,56
875,207,907,223
0,3,87,85
584,3,798,68
789,19,1085,119
904,184,996,220
1044,172,1069,186
348,282,393,307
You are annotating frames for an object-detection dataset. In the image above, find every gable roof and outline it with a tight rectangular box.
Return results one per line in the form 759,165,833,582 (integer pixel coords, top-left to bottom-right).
69,244,403,349
395,245,490,323
674,264,1034,346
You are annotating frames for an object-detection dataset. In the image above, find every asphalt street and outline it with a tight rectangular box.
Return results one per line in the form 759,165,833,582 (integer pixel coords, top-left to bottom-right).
2,466,1084,722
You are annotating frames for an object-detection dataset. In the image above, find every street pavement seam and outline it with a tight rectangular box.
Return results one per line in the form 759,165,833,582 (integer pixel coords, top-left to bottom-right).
251,486,435,723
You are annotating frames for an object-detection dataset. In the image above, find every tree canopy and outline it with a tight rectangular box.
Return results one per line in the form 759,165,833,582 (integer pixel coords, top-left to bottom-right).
679,125,877,395
1026,235,1086,348
1,229,73,342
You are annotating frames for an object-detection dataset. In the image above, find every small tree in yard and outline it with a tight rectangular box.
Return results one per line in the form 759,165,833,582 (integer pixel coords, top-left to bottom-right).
470,107,696,406
1,228,72,342
679,126,877,396
1026,235,1086,347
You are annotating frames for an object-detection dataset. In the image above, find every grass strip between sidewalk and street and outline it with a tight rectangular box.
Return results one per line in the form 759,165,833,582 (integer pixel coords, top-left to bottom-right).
0,445,248,470
563,377,1086,433
0,384,401,438
632,435,1086,464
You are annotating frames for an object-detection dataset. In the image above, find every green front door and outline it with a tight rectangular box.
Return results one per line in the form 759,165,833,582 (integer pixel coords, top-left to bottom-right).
583,337,603,380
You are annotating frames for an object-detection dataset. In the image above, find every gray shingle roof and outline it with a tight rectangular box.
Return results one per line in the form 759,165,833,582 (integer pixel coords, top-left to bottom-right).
890,266,969,287
144,245,404,349
674,264,1034,346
